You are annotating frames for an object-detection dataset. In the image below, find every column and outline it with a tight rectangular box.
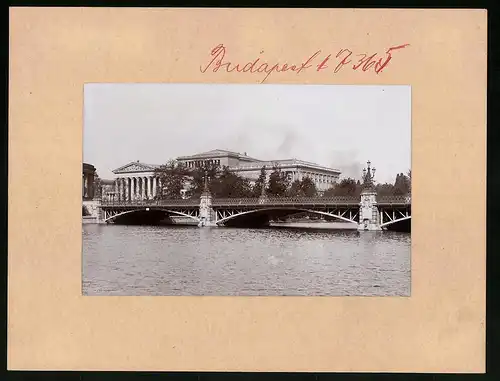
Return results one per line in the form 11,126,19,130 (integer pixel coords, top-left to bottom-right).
116,178,120,201
153,177,157,198
84,175,88,198
88,173,94,199
141,177,146,200
127,178,130,201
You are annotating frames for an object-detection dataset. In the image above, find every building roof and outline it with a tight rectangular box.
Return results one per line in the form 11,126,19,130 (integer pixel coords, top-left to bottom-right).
111,151,341,176
83,163,96,172
112,161,161,174
176,149,262,162
234,158,341,174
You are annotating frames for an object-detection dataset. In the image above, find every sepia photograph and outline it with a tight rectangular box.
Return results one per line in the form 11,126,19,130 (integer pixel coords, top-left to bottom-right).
82,83,411,296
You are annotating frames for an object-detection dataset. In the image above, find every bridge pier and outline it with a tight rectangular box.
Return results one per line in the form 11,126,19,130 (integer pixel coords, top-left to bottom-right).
358,190,382,231
357,161,382,231
82,199,106,224
198,178,216,227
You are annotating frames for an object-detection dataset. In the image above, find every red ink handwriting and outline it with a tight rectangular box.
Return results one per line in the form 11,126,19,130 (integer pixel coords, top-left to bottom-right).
374,44,410,74
200,44,324,83
334,49,353,73
200,43,410,81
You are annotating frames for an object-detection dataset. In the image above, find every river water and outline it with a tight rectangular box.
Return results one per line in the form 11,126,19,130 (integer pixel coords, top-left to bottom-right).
82,224,411,296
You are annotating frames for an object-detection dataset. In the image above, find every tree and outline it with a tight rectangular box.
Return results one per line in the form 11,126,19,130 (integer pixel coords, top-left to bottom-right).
212,166,253,198
407,170,412,194
328,178,362,197
394,172,411,195
322,183,337,197
187,161,221,198
301,177,318,197
287,179,302,197
93,173,102,199
252,166,267,197
154,160,189,199
267,164,290,197
375,171,411,197
376,182,396,197
287,177,317,197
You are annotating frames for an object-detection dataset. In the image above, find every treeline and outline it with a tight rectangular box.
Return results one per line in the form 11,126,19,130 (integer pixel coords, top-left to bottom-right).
323,171,411,198
154,160,411,199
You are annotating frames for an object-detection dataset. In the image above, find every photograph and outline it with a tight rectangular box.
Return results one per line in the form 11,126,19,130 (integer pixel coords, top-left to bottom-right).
82,83,411,296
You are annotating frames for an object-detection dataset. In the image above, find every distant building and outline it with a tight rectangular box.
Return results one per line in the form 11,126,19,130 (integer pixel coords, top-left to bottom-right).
112,160,162,201
100,179,117,201
111,149,341,200
176,149,341,192
83,163,96,200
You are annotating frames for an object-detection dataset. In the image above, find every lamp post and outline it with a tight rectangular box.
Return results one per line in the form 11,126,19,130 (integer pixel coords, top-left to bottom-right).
362,160,376,190
203,170,210,194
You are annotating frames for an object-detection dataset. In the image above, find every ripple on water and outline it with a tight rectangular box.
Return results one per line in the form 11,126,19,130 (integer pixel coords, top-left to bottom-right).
82,225,411,296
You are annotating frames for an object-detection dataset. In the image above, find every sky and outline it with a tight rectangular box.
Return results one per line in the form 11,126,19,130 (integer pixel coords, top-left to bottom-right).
84,84,411,184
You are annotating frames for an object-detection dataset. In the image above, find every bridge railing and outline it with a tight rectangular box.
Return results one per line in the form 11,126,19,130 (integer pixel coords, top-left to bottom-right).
100,196,360,207
377,195,411,204
212,196,359,206
100,199,200,206
100,195,410,207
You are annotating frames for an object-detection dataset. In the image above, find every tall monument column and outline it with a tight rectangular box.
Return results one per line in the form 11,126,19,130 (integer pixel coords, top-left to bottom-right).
358,160,382,231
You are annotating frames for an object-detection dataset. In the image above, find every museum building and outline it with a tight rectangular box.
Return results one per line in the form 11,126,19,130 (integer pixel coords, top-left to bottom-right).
111,149,341,200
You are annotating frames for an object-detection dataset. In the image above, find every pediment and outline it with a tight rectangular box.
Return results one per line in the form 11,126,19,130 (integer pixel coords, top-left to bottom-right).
113,162,159,174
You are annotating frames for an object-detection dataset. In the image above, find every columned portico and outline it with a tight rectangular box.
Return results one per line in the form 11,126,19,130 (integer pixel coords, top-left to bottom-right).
113,174,161,201
112,161,162,201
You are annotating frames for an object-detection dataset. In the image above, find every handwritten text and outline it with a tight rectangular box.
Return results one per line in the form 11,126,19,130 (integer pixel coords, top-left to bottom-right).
200,43,410,83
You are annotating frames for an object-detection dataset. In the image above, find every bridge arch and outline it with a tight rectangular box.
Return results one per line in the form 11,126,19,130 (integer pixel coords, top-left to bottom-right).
215,207,358,225
380,215,411,228
104,208,200,223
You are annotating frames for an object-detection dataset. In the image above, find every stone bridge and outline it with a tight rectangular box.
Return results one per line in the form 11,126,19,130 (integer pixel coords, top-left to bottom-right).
94,191,411,231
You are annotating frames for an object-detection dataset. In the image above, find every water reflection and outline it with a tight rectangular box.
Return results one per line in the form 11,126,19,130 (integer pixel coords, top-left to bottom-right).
82,224,410,296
